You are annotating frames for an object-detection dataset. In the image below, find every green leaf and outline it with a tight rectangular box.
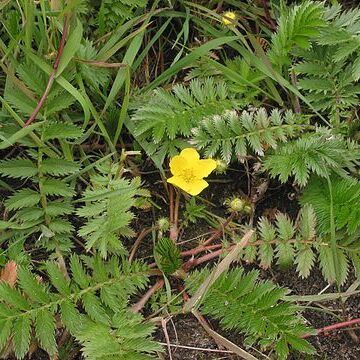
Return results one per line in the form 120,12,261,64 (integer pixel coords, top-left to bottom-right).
318,246,337,284
42,179,74,197
18,267,51,304
286,334,316,354
70,255,90,289
35,309,57,355
82,292,110,325
60,301,82,334
0,283,30,310
41,158,79,176
42,122,83,141
0,158,37,179
56,19,83,77
155,237,182,275
46,262,71,296
5,189,41,210
13,316,31,359
0,320,12,350
0,122,43,150
295,247,315,278
275,338,289,360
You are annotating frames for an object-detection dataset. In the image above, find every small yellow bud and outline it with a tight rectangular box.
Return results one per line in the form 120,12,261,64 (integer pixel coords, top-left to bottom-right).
222,11,236,26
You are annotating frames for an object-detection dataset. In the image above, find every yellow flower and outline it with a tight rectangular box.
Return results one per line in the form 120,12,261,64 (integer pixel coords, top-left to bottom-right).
167,148,216,196
222,11,236,26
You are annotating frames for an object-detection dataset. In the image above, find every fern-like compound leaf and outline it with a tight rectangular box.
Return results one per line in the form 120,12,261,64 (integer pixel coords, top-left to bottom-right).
268,1,325,67
0,257,157,359
191,108,307,163
129,78,241,165
77,175,148,258
263,131,360,186
300,175,360,234
186,268,315,359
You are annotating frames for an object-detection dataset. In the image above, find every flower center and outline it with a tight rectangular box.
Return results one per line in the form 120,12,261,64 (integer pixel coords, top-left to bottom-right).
181,169,197,183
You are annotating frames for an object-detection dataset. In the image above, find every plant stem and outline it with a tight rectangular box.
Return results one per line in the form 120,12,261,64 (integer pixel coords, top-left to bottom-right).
129,227,156,263
169,187,180,242
24,15,70,127
131,278,165,313
301,318,360,339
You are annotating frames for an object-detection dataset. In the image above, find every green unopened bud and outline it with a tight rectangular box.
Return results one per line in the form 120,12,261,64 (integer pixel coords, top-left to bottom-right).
243,204,253,215
157,217,170,231
225,197,245,212
215,159,228,174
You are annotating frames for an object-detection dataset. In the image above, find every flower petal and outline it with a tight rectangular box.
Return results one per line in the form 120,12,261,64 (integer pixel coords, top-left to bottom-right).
167,176,192,193
180,148,200,163
187,179,209,196
169,155,188,176
193,159,217,178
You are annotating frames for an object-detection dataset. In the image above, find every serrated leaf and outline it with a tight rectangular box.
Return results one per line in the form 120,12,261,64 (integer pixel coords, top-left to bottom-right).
82,292,110,325
259,243,274,269
275,338,290,359
46,262,70,296
35,309,57,355
0,320,12,350
41,158,80,176
13,316,31,359
0,282,30,311
60,301,82,334
70,256,90,289
42,122,83,141
276,242,295,268
18,267,51,304
5,189,41,210
42,179,74,197
295,247,315,278
286,334,316,354
0,159,37,179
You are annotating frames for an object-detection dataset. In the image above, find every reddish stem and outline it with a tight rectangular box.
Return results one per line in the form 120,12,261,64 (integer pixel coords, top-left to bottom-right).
129,227,155,263
181,244,223,257
302,318,360,339
148,243,224,269
169,189,180,242
183,246,233,272
25,15,70,127
131,278,165,313
169,185,174,223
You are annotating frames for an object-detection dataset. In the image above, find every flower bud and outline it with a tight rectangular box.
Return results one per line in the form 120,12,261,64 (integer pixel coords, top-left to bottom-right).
157,217,170,231
225,197,245,212
215,159,228,174
222,11,236,26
